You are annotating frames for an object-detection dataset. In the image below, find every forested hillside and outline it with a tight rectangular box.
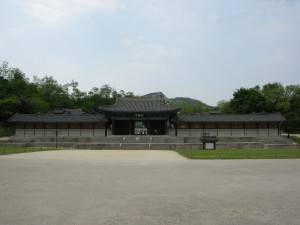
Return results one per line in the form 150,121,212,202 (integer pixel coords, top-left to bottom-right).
142,92,213,114
0,61,137,125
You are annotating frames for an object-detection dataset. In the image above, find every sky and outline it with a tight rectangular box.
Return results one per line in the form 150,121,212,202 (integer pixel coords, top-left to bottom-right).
0,0,300,106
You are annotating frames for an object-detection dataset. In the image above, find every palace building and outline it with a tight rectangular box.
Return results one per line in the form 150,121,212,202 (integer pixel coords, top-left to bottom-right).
99,97,180,135
8,97,286,137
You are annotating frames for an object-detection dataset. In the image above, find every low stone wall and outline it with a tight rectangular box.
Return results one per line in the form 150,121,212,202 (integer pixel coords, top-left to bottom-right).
4,134,297,150
14,128,106,137
15,128,280,138
172,128,279,137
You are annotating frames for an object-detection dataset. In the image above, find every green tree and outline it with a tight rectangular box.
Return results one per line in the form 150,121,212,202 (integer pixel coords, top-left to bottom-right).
230,86,267,113
0,61,11,79
217,100,232,114
194,102,204,113
34,76,72,110
284,85,300,132
65,80,87,108
0,96,22,122
30,95,50,113
178,102,187,114
262,82,289,113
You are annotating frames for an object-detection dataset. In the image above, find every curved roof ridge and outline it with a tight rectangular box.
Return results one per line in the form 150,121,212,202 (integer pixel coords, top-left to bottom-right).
175,112,286,123
8,113,108,123
119,97,162,102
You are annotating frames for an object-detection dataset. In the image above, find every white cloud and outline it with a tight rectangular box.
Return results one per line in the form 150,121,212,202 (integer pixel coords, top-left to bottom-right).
137,0,202,32
15,0,119,27
122,35,180,62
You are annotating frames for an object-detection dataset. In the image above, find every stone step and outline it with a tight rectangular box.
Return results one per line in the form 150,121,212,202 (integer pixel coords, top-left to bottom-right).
4,135,298,150
72,143,202,150
217,142,264,149
264,144,300,149
0,143,28,147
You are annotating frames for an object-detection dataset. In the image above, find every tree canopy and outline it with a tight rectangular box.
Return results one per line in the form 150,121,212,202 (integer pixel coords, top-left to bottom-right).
1,61,299,133
0,61,138,123
217,83,300,132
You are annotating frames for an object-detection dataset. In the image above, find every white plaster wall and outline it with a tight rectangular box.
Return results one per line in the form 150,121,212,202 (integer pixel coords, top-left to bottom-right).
203,129,217,136
269,129,278,136
94,129,106,136
177,130,190,136
245,129,258,136
190,129,203,137
258,129,269,136
69,129,81,136
14,127,281,137
45,129,56,136
58,129,69,137
232,129,245,137
81,129,93,137
15,129,24,136
218,129,232,137
25,129,34,136
35,129,44,136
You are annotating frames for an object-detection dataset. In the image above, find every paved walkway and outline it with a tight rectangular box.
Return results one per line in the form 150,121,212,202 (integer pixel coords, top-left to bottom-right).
0,150,186,161
1,150,300,225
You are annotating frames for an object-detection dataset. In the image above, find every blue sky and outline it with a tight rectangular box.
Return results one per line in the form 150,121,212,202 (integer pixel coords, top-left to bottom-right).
1,0,299,105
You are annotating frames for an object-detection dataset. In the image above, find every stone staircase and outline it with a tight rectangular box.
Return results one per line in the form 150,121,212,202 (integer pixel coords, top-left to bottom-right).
216,136,296,149
1,135,299,150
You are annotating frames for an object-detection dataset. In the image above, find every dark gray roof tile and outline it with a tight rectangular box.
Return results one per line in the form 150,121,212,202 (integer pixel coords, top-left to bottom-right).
175,113,286,123
99,97,180,114
8,113,108,123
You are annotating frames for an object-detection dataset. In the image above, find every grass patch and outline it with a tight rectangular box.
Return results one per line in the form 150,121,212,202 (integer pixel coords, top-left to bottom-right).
0,125,9,137
291,136,300,144
177,149,300,159
0,146,62,155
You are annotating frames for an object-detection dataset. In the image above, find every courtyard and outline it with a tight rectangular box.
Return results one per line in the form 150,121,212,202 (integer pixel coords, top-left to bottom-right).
0,150,299,225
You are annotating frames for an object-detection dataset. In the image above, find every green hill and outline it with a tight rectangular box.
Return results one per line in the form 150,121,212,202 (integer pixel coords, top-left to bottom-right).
142,92,213,111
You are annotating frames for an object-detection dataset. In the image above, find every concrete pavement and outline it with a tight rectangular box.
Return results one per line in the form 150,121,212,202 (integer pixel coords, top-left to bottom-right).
0,150,186,161
0,150,300,225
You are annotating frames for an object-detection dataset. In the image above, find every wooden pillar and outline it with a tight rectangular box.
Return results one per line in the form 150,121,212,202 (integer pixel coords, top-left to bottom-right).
148,118,150,135
112,118,115,135
129,118,132,135
175,124,178,136
92,123,95,136
165,117,167,135
105,123,108,137
243,123,246,136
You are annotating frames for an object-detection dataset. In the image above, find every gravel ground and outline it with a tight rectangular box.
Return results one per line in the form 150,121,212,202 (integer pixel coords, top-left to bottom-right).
0,150,299,225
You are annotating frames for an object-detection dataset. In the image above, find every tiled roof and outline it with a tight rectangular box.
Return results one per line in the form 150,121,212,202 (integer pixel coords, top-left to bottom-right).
99,97,180,114
175,113,286,123
53,109,83,115
8,113,108,123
